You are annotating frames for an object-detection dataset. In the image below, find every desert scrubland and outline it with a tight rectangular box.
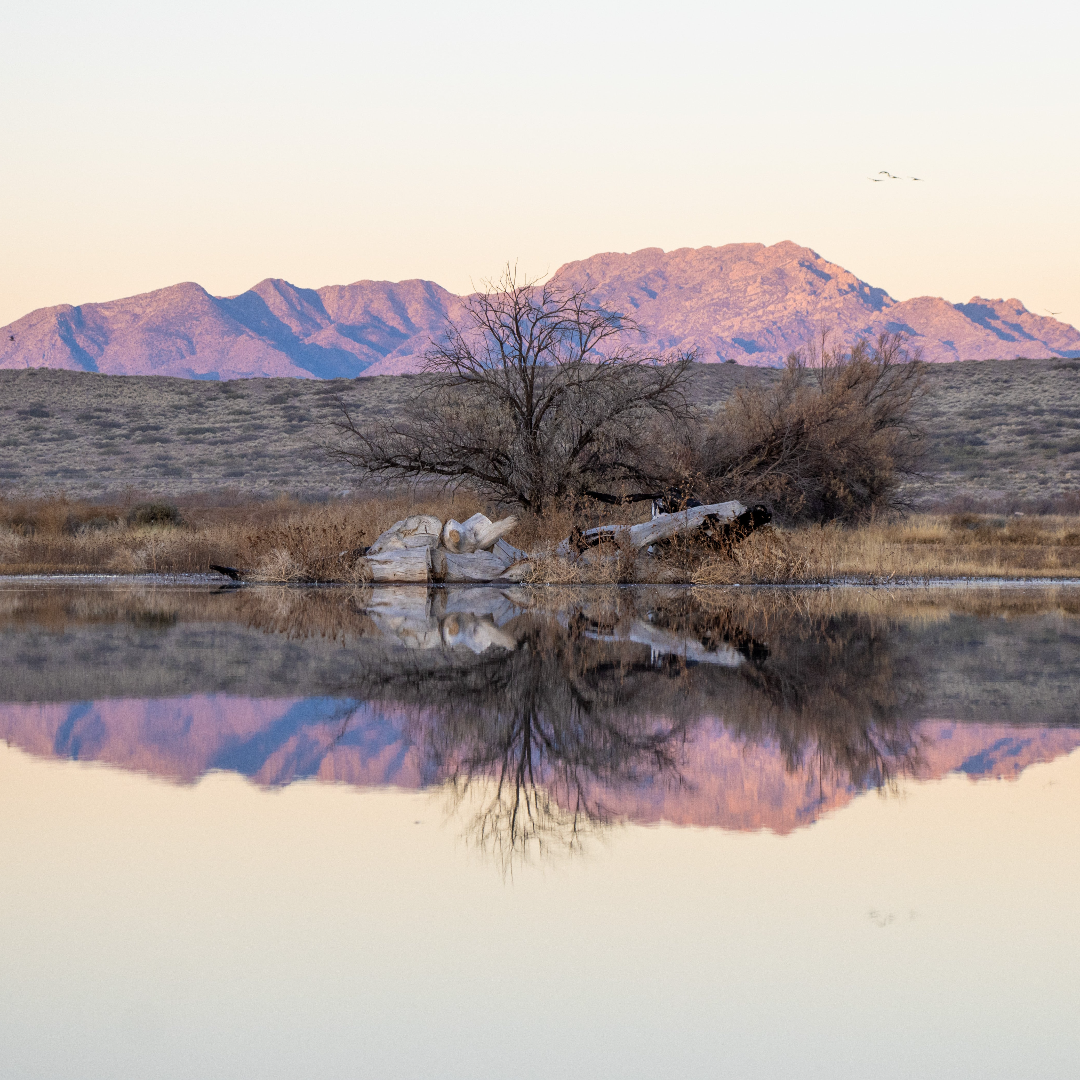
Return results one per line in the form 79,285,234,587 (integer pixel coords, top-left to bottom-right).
1,358,1078,582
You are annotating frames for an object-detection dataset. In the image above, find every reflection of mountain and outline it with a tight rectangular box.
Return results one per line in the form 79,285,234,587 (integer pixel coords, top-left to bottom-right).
1,697,1076,836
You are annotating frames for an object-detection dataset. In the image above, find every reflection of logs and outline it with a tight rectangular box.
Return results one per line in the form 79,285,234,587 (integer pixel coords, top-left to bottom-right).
355,585,770,671
440,613,518,653
626,619,746,667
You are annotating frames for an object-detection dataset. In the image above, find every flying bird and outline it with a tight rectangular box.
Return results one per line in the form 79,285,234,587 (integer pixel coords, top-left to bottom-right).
1046,309,1062,317
878,171,901,179
867,176,885,181
909,176,923,181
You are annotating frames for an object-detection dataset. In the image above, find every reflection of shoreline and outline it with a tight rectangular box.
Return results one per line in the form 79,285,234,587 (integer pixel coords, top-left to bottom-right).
2,696,1076,835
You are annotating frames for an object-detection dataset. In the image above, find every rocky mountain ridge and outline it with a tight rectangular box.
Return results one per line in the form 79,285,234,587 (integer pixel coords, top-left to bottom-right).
2,241,1077,379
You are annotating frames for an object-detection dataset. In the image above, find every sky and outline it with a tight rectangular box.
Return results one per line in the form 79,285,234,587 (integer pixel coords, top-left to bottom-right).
2,0,1078,329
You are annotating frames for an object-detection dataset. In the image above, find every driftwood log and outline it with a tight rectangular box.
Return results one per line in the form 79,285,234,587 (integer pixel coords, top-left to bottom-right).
441,512,519,554
367,515,443,554
558,500,750,555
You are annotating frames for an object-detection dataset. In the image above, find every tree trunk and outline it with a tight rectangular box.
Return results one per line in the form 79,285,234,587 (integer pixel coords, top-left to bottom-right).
433,549,512,583
492,537,528,564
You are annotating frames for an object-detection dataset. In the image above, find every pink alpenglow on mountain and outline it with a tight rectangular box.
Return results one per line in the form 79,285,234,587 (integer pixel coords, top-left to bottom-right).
2,243,1077,379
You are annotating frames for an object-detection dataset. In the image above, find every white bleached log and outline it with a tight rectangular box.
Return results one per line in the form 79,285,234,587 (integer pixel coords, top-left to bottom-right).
441,512,519,554
365,547,431,583
367,515,443,555
435,549,512,583
558,501,747,555
492,538,528,565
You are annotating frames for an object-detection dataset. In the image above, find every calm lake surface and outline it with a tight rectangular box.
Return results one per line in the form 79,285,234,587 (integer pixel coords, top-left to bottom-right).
1,579,1078,1080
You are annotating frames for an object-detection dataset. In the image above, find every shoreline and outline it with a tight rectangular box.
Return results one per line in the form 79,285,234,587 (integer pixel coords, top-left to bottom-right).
3,573,1080,590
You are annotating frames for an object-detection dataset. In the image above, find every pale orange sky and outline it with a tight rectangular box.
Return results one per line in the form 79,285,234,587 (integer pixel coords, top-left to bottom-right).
2,1,1077,329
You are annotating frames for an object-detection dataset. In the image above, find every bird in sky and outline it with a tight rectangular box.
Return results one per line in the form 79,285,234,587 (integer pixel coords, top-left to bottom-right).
868,171,924,181
1046,309,1062,317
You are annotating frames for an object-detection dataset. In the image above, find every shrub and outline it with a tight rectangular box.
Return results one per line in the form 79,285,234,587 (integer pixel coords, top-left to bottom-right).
127,502,184,528
694,332,924,523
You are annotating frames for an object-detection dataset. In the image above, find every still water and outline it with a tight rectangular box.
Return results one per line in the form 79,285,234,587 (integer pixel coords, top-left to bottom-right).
1,580,1078,1079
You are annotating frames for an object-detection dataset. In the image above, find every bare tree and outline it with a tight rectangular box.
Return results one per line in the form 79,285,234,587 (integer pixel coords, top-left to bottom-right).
696,331,925,522
332,267,694,513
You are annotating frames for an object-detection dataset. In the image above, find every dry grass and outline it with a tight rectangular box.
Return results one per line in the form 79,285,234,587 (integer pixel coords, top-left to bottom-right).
0,492,453,580
693,513,1080,584
2,492,1080,583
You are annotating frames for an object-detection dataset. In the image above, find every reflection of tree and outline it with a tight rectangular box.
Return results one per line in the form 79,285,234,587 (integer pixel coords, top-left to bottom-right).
646,596,922,795
652,593,924,795
6,580,927,861
351,623,695,866
435,641,694,865
337,591,926,865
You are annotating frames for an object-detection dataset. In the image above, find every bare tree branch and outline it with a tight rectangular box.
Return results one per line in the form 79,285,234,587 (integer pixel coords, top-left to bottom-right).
330,266,694,512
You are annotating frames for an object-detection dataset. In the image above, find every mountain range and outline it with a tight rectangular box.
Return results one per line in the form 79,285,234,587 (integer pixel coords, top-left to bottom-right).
2,241,1078,379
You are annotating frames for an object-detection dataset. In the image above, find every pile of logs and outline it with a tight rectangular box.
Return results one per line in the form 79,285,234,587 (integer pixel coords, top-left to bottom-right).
357,500,768,584
362,512,530,583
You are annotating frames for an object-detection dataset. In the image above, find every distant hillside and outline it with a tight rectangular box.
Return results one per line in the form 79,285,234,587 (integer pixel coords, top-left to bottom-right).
1,359,1078,507
2,242,1077,379
0,278,462,380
